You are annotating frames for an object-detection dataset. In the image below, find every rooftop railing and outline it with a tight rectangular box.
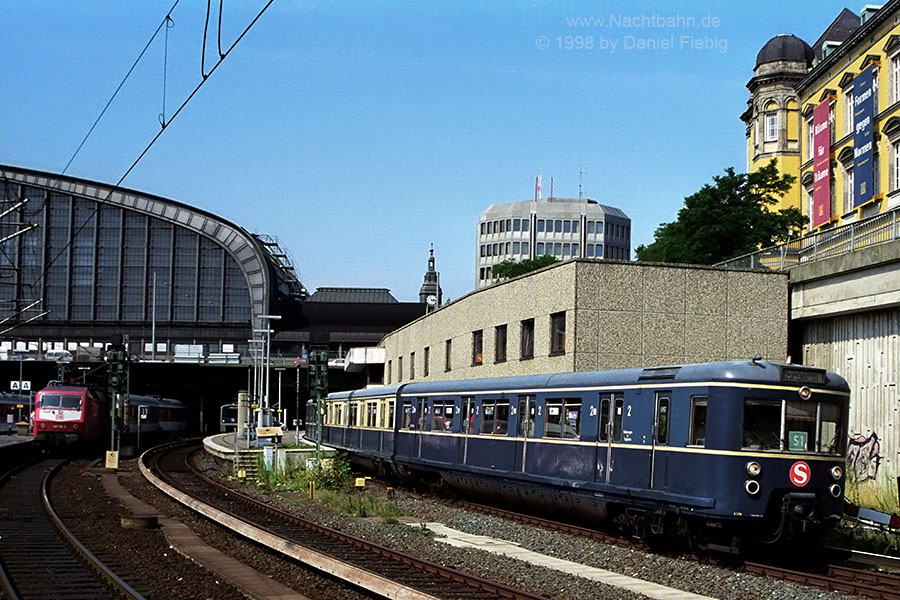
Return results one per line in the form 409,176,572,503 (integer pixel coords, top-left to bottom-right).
717,207,900,271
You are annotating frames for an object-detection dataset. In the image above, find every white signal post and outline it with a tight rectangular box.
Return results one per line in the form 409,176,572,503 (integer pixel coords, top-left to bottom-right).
255,314,281,428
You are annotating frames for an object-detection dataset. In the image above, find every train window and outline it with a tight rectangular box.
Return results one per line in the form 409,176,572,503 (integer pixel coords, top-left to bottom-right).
818,404,843,454
417,398,427,430
366,401,378,427
462,397,474,433
545,398,580,439
349,402,359,427
388,403,395,429
785,401,816,452
742,400,781,450
39,394,82,409
599,395,611,441
689,397,707,446
401,401,415,429
517,395,535,437
655,395,669,445
613,397,624,442
481,400,509,435
432,400,453,431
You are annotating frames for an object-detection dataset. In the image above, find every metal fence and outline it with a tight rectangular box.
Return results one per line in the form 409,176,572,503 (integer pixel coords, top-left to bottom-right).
717,207,900,271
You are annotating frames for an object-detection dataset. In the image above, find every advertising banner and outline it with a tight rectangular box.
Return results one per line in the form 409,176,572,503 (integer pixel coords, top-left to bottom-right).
853,65,875,208
812,100,831,228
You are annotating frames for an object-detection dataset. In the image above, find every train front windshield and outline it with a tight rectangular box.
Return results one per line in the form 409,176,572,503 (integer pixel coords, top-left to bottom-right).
743,398,844,454
38,394,83,410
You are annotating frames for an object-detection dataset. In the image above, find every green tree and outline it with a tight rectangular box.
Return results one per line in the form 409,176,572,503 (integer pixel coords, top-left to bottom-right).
635,160,807,264
492,255,560,280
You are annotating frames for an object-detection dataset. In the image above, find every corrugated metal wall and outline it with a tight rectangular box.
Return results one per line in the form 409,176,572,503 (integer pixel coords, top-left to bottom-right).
803,308,900,514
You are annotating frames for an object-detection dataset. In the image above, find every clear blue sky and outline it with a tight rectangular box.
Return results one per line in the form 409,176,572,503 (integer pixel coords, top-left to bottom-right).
3,1,854,302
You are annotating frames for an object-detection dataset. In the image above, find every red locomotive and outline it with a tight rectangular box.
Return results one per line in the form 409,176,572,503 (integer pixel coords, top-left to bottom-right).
33,383,187,446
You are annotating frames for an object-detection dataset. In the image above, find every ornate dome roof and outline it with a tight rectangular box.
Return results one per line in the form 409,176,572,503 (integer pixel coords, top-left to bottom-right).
755,34,814,68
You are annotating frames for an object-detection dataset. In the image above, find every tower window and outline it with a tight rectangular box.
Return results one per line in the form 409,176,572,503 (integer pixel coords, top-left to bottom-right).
765,112,778,142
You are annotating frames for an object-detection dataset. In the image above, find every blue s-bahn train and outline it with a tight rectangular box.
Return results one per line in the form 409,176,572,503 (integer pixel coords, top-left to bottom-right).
307,360,850,550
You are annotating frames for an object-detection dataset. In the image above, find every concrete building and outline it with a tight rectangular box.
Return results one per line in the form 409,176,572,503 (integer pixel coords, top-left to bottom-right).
384,259,788,385
475,197,630,288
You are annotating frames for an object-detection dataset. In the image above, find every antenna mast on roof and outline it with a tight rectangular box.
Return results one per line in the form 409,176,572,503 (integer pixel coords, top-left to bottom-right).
578,160,585,199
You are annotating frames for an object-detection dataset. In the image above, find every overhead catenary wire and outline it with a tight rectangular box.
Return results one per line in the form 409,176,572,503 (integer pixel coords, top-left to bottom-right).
61,0,181,178
7,0,275,328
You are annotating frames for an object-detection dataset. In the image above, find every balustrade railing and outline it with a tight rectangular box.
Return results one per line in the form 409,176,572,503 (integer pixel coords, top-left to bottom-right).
717,208,900,271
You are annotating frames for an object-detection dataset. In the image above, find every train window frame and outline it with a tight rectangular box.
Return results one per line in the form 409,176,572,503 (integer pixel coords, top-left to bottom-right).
655,393,670,445
742,398,844,455
365,401,378,428
349,402,360,428
416,398,427,430
461,396,474,433
516,395,535,437
599,394,611,441
480,399,510,435
688,396,707,447
818,403,844,454
431,399,453,431
544,397,581,439
613,396,624,442
401,400,415,430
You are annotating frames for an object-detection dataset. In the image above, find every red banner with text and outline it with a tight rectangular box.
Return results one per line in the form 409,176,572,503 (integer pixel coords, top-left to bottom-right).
812,100,831,228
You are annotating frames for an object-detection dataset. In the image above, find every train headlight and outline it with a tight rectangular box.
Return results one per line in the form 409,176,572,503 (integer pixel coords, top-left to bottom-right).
829,484,842,498
745,480,761,495
72,423,79,431
830,466,843,480
798,386,812,400
39,423,46,430
746,461,761,477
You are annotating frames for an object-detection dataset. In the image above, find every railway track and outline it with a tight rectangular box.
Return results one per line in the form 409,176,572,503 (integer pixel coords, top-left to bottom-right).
446,492,900,599
143,441,548,600
745,562,900,600
0,458,144,600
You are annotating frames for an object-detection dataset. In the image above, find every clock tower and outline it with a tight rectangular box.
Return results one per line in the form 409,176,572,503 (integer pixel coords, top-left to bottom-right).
418,245,443,310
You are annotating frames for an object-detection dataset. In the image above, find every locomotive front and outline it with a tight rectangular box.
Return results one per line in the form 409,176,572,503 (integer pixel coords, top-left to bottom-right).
32,386,104,445
723,365,850,543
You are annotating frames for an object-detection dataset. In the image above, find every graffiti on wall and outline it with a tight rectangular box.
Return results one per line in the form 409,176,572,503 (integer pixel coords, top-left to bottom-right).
847,431,881,482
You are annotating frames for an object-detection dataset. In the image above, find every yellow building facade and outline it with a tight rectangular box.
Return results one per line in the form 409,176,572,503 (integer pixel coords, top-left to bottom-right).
744,3,900,231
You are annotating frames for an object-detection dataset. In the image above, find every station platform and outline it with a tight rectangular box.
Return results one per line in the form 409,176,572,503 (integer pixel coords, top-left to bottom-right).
203,428,333,472
0,432,32,448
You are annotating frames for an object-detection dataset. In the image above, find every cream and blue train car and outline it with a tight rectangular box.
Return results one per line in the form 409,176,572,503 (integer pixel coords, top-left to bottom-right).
313,360,850,550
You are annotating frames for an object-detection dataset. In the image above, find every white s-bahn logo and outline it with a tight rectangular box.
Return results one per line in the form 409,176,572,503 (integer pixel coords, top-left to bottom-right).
789,461,811,487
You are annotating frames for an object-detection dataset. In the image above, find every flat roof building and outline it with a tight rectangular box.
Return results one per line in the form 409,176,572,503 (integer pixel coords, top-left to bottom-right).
476,197,630,288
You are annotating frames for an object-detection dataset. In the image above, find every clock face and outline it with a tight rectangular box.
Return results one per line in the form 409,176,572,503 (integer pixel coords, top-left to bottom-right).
426,295,437,306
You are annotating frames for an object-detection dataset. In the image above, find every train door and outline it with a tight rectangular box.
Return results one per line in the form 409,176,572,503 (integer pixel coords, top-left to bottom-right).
415,397,426,458
595,392,624,484
513,395,535,472
459,396,474,464
649,391,670,489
